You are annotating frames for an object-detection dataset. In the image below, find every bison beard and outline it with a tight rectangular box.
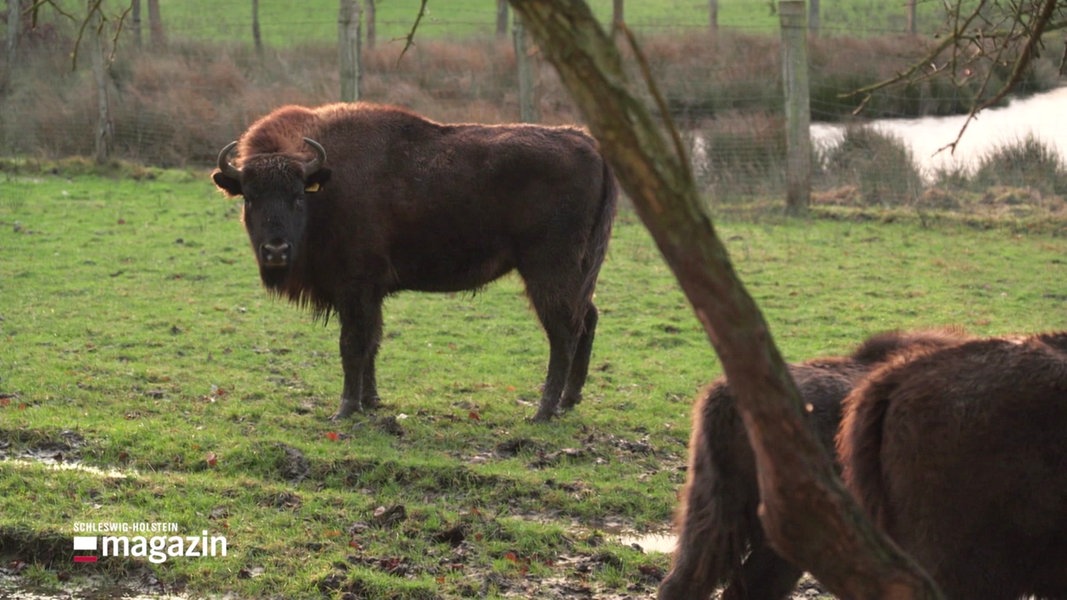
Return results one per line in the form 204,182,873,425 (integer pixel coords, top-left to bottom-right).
658,328,970,600
838,331,1067,600
212,102,617,421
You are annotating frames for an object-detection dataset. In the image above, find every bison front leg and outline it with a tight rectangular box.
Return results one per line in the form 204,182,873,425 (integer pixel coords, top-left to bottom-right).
333,293,384,420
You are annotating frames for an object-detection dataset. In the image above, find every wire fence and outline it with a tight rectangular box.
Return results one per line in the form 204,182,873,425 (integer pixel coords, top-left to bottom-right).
3,1,1066,208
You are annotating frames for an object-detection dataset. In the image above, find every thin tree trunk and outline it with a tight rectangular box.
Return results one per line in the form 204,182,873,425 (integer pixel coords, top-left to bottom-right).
906,0,917,34
709,0,718,30
89,0,111,164
252,0,263,58
338,0,361,102
508,2,945,598
365,0,376,48
147,0,164,47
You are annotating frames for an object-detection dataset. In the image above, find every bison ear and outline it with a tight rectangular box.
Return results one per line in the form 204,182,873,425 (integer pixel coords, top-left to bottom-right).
212,170,243,197
305,168,331,194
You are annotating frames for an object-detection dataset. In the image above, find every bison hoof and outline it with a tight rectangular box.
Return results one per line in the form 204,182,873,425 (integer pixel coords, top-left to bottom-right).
559,394,582,411
529,406,559,423
329,399,363,421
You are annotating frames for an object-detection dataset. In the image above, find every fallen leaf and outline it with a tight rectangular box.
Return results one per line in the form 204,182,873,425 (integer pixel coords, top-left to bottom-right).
205,452,218,467
325,431,339,441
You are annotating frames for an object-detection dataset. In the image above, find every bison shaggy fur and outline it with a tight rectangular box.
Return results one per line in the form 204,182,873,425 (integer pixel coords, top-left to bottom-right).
838,331,1067,600
658,328,970,600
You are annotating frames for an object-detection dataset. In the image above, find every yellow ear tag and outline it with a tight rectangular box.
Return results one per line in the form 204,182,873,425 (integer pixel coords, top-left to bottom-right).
304,182,321,193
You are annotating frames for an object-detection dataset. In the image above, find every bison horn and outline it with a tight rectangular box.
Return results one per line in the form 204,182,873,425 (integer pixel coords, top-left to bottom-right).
216,141,241,180
302,137,326,176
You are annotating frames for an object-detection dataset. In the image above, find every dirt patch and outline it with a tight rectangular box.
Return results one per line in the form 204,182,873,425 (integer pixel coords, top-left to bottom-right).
0,429,87,464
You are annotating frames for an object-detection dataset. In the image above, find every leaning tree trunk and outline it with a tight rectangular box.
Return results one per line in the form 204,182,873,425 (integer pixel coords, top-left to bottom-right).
508,2,945,598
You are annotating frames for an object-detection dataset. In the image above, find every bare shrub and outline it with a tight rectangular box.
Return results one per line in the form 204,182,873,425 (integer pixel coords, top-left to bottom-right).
817,126,923,207
689,111,786,200
972,134,1067,196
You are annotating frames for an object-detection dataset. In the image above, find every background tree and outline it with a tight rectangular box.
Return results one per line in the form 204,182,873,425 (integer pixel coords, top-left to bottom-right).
852,0,1065,149
508,1,945,597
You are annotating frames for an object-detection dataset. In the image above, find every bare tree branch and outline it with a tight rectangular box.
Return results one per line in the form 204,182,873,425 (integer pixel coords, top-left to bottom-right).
396,0,428,65
617,22,692,184
846,0,1065,154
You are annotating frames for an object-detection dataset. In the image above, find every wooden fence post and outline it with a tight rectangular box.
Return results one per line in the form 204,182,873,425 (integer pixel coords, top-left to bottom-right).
339,0,361,102
513,14,540,123
779,0,811,213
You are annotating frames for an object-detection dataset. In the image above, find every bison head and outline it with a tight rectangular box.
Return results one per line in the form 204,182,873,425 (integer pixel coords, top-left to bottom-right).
212,138,331,289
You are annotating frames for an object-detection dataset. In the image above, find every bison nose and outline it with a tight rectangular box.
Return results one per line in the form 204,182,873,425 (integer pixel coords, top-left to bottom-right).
260,241,291,267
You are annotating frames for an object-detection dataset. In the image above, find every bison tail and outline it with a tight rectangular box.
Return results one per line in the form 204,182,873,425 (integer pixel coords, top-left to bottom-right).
660,386,758,599
577,160,619,316
836,368,902,531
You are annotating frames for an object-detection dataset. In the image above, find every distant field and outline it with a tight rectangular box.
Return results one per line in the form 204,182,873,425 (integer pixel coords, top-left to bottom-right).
143,0,945,46
1,164,1065,597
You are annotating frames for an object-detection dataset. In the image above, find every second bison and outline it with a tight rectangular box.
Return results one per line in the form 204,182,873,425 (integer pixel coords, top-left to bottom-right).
838,331,1067,600
658,328,969,600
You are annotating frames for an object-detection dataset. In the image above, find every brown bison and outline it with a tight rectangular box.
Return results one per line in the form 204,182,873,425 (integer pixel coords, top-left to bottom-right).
212,103,617,421
838,331,1067,600
658,329,969,600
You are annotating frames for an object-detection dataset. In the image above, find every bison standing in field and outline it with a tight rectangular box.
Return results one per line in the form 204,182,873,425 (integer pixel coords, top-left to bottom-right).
658,329,970,600
212,103,617,421
838,331,1067,600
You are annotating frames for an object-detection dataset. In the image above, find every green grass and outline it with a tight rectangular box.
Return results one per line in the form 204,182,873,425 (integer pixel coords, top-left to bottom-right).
47,1,949,47
1,166,1066,598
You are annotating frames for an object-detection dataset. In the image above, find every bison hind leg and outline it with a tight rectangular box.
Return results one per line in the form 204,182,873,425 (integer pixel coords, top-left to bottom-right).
559,304,599,412
528,300,589,422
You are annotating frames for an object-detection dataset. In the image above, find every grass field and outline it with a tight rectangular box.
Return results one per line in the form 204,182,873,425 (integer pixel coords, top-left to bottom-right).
80,0,948,46
1,163,1064,598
